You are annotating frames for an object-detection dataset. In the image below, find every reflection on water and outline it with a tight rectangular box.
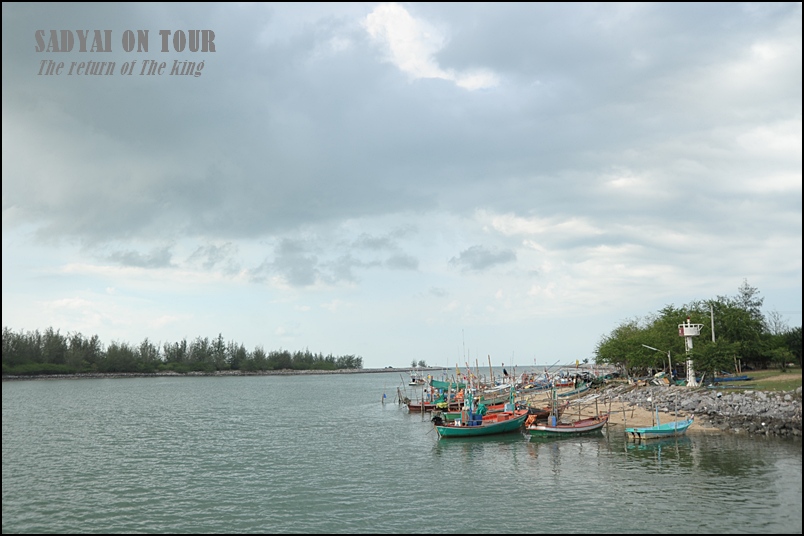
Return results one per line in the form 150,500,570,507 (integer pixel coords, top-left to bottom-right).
3,375,801,534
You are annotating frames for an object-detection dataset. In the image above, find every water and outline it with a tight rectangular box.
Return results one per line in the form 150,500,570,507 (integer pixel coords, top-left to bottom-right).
2,374,801,534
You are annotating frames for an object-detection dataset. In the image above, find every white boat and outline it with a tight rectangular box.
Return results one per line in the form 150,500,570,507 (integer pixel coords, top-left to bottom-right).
408,368,426,386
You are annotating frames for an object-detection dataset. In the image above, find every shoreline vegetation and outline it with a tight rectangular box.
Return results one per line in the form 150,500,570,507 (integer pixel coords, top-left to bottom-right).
1,326,365,376
1,367,400,381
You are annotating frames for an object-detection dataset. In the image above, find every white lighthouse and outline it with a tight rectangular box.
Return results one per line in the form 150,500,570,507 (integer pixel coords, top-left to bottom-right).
679,317,703,387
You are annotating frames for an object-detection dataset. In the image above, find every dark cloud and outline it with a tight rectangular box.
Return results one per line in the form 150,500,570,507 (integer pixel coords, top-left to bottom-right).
449,245,516,272
253,239,319,286
385,253,418,270
3,2,799,250
187,242,238,270
107,246,173,268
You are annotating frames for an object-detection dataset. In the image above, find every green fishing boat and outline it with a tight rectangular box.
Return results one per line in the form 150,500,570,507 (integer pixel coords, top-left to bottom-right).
431,388,529,438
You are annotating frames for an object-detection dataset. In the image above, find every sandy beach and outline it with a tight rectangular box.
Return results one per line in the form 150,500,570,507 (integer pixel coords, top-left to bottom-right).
520,387,714,433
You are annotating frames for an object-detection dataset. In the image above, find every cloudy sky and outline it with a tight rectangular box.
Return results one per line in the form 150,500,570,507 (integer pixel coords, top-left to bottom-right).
2,3,801,369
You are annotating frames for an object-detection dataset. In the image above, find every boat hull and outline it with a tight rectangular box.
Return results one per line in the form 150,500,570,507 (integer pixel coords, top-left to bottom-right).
625,416,694,440
526,414,609,437
556,383,590,399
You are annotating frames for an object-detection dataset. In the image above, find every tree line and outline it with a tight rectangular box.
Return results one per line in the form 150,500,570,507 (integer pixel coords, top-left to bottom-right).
1,329,363,376
594,280,801,378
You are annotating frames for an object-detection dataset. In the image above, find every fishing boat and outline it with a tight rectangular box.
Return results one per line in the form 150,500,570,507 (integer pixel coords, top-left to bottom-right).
473,383,517,405
432,388,529,438
556,382,590,399
523,399,569,421
408,368,426,386
525,387,608,437
438,400,513,419
437,399,565,423
553,377,574,388
405,398,462,413
711,375,753,383
526,413,610,437
625,408,694,440
401,385,462,413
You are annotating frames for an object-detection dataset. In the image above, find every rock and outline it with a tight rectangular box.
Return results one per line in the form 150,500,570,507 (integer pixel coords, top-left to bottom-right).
598,382,801,438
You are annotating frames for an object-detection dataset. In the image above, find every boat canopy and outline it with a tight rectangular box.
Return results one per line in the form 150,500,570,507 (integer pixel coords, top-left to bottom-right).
429,379,467,390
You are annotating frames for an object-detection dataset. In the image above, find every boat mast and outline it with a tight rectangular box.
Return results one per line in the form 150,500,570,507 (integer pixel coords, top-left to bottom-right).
488,355,494,386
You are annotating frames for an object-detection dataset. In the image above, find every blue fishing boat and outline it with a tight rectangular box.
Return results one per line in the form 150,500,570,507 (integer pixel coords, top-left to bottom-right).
712,375,753,383
625,407,694,440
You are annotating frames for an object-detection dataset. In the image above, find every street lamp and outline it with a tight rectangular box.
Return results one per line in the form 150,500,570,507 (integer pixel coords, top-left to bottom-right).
642,344,672,380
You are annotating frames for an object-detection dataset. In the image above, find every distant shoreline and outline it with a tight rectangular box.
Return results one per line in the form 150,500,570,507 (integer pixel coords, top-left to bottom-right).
1,364,615,382
1,368,420,381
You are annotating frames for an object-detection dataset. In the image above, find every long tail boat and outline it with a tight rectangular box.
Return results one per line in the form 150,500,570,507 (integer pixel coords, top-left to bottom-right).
625,408,694,440
525,387,608,437
431,387,529,438
526,413,610,437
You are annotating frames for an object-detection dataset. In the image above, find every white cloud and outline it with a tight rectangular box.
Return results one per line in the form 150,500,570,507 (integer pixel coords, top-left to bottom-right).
363,2,499,89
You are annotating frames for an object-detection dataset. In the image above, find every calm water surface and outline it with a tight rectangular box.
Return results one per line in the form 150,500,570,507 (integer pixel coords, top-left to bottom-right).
2,374,801,534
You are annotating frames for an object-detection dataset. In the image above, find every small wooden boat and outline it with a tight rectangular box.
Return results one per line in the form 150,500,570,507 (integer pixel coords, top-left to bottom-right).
525,386,607,437
432,386,529,438
626,412,694,440
711,375,753,383
473,384,516,405
524,400,569,421
556,382,590,399
433,408,530,438
526,413,610,437
553,377,574,388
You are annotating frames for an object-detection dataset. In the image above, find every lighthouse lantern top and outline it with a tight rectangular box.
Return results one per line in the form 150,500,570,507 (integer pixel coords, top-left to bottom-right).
678,316,703,337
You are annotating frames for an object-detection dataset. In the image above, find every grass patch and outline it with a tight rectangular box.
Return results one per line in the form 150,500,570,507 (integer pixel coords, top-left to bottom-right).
715,368,802,393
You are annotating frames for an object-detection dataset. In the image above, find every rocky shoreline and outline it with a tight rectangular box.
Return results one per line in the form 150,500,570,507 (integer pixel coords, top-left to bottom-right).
598,383,802,438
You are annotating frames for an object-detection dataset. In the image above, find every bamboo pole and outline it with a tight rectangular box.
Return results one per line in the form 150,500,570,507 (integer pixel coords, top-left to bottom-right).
488,355,494,386
622,401,627,429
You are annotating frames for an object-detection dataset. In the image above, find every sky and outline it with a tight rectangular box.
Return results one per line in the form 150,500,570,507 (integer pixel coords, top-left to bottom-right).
2,3,801,369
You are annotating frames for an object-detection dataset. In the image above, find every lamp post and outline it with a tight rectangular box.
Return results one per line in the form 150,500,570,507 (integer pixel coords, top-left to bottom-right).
642,344,672,381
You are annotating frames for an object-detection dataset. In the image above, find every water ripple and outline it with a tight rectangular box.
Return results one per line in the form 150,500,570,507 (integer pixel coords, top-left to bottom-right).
3,375,801,534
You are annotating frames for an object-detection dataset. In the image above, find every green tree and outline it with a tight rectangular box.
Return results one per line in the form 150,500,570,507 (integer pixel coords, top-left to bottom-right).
784,327,802,365
42,327,67,365
138,338,161,372
212,333,228,370
593,281,798,375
